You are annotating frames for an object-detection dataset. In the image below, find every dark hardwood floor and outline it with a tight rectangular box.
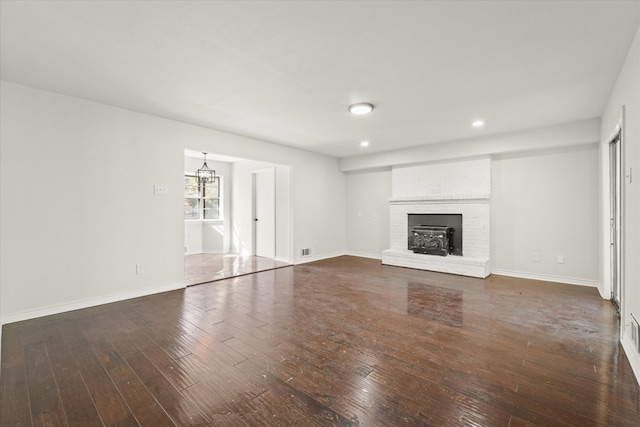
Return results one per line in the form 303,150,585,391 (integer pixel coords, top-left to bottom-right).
1,256,639,426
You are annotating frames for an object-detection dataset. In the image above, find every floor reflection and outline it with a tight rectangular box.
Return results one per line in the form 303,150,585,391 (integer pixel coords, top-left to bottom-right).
185,253,291,286
407,282,463,327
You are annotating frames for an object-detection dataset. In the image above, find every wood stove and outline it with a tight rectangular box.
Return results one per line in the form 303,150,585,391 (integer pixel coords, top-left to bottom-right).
408,225,454,256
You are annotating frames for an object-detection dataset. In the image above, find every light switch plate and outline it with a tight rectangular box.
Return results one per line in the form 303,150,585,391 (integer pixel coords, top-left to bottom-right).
154,185,168,195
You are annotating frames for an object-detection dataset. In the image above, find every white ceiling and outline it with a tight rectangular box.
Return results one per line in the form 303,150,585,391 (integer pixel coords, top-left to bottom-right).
2,1,639,159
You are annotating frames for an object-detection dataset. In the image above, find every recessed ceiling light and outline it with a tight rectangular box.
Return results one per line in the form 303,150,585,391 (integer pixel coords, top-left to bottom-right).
472,120,485,128
360,141,370,147
348,103,374,115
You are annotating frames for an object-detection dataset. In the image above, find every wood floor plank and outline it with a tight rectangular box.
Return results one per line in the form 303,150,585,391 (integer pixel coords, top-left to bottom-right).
235,389,317,426
439,367,595,426
233,358,353,426
125,351,210,426
2,256,640,426
0,364,33,426
127,328,203,391
101,326,210,426
83,329,176,426
179,381,249,426
71,331,139,426
0,323,33,426
223,336,300,384
1,323,28,369
181,348,266,402
23,341,68,427
42,322,103,426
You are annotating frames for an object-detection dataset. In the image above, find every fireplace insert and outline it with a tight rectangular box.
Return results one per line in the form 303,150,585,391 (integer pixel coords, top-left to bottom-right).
408,225,454,256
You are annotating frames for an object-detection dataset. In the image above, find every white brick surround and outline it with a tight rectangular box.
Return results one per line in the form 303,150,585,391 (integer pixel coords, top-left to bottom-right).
382,159,491,278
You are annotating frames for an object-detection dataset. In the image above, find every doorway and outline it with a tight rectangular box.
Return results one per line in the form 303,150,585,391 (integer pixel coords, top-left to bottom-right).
609,130,622,310
183,152,292,285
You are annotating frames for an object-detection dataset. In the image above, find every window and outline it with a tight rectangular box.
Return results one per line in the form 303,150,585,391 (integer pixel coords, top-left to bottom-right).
184,175,221,220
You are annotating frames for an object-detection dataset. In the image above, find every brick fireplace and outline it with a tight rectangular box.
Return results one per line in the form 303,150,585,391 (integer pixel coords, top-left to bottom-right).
382,159,491,278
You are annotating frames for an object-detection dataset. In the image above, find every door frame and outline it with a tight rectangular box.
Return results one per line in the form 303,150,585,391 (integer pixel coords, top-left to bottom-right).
609,129,622,310
601,111,625,312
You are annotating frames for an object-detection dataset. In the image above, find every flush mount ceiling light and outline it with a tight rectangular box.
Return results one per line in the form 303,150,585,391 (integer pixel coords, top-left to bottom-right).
348,103,374,115
195,152,216,186
472,119,485,128
360,141,370,147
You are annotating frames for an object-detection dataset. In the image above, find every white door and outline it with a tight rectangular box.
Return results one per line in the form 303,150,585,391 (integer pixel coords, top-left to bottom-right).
253,168,275,258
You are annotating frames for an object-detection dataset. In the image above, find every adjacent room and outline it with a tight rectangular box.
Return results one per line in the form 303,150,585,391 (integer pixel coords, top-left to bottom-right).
1,1,639,425
183,150,292,285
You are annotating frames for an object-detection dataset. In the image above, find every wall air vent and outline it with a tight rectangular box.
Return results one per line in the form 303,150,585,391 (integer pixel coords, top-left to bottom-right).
631,314,640,353
301,248,311,257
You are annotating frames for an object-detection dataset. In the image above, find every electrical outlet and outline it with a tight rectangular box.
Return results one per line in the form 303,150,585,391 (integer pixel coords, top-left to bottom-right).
532,252,540,262
557,255,564,264
136,264,145,274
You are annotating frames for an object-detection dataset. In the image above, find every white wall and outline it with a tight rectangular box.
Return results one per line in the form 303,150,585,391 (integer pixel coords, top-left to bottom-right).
275,164,292,262
601,25,640,382
491,145,600,285
184,156,231,254
0,82,186,324
184,221,203,254
293,158,346,262
0,81,345,324
345,169,391,259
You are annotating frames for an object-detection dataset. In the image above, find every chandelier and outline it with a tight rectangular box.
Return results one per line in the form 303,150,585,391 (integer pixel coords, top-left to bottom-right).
195,152,216,185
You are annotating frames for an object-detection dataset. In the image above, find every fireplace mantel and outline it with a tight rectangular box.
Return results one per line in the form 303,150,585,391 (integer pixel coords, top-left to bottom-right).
389,195,490,204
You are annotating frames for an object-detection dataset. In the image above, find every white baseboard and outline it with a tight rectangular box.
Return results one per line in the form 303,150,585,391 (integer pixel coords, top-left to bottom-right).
345,251,382,260
294,251,346,265
0,281,186,326
491,269,600,288
621,333,640,386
